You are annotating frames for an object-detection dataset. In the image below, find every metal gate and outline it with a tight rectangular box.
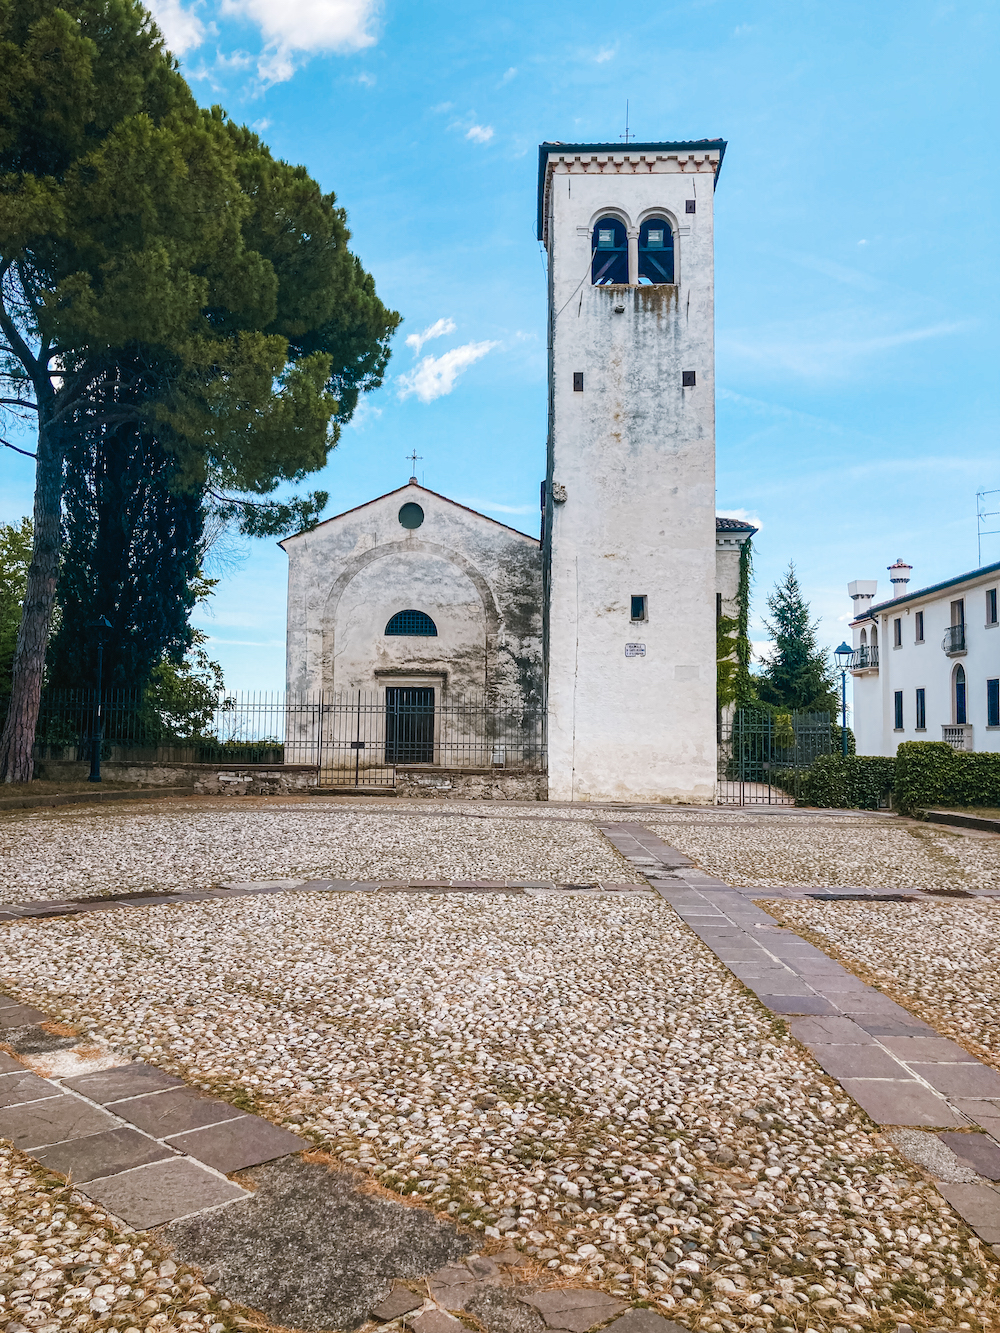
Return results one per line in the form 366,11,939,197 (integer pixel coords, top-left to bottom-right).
717,709,832,806
317,692,396,788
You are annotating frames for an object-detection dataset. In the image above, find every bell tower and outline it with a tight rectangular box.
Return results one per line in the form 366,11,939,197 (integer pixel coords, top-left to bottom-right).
538,139,726,804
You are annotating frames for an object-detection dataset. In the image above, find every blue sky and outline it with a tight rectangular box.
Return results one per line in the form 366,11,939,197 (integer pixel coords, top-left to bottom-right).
3,0,998,695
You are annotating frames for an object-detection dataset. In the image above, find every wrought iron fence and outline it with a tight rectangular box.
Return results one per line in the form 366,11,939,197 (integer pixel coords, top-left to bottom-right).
717,708,833,805
23,688,546,787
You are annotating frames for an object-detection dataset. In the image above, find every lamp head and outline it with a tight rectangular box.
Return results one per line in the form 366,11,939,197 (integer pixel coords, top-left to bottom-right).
834,641,853,669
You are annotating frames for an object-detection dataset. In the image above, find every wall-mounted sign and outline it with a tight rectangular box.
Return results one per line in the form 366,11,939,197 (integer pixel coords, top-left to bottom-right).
625,643,646,657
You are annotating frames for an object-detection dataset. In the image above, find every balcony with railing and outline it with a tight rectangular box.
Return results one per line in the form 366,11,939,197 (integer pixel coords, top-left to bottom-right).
850,644,879,672
942,624,967,656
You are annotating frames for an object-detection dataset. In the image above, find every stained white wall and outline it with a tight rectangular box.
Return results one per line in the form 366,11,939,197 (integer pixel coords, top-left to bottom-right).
850,569,1000,755
282,483,543,703
542,146,722,804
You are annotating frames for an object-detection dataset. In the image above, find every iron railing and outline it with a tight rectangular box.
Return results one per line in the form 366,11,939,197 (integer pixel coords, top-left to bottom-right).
943,625,967,654
717,708,834,805
850,645,879,670
23,688,546,787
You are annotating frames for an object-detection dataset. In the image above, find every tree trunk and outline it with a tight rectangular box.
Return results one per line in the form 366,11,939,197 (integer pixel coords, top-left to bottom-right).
0,408,64,782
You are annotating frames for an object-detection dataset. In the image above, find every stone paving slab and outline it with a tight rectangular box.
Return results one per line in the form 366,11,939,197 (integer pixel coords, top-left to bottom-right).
371,1287,424,1320
788,1015,877,1045
882,1036,979,1062
910,1062,1000,1098
0,1051,28,1073
520,1288,626,1332
109,1085,248,1136
0,1001,49,1025
83,1157,247,1228
938,1131,1000,1180
933,1181,1000,1244
31,1124,176,1181
0,1067,65,1107
409,1312,463,1332
166,1115,309,1173
604,1315,688,1333
0,1092,121,1149
807,1043,915,1080
62,1062,187,1103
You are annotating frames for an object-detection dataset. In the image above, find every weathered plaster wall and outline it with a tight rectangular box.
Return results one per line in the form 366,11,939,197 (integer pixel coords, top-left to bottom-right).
542,147,722,804
282,483,543,704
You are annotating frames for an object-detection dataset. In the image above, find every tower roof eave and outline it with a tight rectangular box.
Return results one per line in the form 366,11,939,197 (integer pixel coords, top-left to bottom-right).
536,139,728,242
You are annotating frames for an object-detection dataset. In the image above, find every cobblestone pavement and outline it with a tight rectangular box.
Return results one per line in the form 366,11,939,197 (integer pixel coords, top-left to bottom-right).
0,1143,242,1333
0,802,642,906
760,898,1000,1076
0,881,998,1332
642,816,1000,894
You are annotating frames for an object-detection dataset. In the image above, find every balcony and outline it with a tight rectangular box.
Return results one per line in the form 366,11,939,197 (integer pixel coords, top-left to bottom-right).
942,724,973,751
850,645,879,672
943,625,967,656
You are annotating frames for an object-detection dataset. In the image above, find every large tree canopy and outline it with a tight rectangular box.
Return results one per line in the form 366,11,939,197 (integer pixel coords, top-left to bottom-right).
0,0,399,779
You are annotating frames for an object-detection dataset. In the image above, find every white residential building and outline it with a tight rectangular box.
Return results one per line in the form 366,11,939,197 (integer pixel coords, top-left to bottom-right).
849,559,1000,755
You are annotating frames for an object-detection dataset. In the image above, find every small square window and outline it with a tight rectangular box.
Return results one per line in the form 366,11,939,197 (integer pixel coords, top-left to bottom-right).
894,690,903,730
682,370,696,387
598,229,616,249
573,371,584,392
989,679,1000,728
988,588,998,625
630,595,647,622
646,229,664,248
685,199,697,214
915,610,924,642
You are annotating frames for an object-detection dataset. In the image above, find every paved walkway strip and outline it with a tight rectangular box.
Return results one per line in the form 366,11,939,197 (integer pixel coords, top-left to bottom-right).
600,820,1000,1254
0,1021,306,1228
0,877,649,922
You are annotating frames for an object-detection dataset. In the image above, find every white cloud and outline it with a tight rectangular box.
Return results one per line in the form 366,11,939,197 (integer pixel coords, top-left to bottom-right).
720,319,966,380
219,0,379,83
146,0,205,53
717,507,763,531
397,341,497,404
466,124,494,144
594,46,615,62
405,317,456,355
357,70,376,85
500,66,517,83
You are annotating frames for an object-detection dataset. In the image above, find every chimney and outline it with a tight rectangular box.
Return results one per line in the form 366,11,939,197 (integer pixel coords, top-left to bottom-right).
848,580,878,618
888,559,913,597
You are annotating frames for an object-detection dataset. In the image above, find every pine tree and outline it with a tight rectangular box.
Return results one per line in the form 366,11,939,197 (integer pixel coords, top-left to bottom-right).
757,562,838,716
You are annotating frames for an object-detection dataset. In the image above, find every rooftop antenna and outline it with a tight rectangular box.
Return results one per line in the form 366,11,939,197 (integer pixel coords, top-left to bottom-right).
407,449,422,483
620,100,634,144
977,488,1000,565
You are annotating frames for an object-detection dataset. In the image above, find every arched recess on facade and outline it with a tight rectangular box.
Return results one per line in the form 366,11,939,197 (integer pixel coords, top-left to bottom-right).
953,662,967,725
320,540,502,691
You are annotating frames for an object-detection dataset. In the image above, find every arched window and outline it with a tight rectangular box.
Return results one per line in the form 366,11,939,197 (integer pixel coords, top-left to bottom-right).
385,609,437,637
638,217,674,284
955,664,967,725
860,629,867,646
591,216,628,285
871,626,878,647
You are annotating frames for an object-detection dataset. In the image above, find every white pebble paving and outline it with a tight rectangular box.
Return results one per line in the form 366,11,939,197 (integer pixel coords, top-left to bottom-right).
0,890,996,1332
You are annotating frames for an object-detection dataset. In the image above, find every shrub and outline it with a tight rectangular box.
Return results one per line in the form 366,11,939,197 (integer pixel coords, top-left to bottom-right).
895,741,1000,814
798,754,895,810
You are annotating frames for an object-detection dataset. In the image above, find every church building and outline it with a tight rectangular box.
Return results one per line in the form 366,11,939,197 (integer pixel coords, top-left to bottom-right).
281,139,755,805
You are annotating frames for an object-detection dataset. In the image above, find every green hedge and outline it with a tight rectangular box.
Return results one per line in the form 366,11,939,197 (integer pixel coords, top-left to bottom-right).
895,741,1000,814
797,754,895,809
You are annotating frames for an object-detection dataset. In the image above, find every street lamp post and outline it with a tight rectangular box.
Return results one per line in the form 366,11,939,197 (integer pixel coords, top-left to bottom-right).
88,616,112,783
834,641,853,758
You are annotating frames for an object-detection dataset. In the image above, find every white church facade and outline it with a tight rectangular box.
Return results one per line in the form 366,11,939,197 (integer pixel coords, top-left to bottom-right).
282,139,756,804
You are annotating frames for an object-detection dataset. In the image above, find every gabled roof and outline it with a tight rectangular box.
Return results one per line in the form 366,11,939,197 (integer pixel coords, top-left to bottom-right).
537,139,728,241
278,482,538,549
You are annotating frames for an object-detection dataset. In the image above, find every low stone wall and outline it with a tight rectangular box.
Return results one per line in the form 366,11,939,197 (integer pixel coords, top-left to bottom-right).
394,767,547,801
33,760,318,796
